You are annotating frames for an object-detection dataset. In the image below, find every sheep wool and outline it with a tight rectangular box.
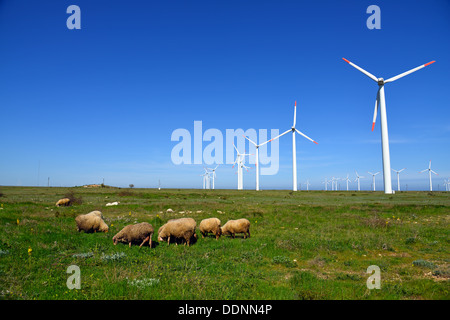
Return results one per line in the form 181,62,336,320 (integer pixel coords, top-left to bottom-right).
221,218,251,239
158,218,197,246
56,198,71,207
113,222,154,248
75,210,109,233
199,218,222,240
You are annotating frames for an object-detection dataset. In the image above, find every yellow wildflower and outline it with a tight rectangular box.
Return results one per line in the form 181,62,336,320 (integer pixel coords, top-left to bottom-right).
28,247,32,255
17,219,20,225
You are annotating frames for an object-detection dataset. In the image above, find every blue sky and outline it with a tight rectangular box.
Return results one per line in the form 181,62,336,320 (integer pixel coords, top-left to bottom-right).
0,0,449,190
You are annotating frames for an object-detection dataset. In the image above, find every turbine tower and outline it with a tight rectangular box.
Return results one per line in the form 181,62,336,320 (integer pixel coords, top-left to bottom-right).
355,171,365,191
391,168,406,192
322,178,330,191
343,58,435,194
368,171,380,191
420,160,438,191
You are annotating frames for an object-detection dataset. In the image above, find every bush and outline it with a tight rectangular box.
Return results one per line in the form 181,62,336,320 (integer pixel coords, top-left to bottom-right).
64,191,83,205
412,259,436,269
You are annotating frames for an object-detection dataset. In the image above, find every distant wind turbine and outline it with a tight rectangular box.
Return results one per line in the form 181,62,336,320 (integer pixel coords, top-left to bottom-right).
391,168,406,192
322,178,330,191
420,160,438,191
243,135,276,191
368,171,380,191
343,58,436,194
343,174,351,191
355,171,365,191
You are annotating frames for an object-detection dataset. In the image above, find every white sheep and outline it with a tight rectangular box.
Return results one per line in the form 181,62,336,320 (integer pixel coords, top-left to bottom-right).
199,218,222,240
113,222,154,248
158,218,197,246
221,218,251,239
56,198,71,207
75,210,109,233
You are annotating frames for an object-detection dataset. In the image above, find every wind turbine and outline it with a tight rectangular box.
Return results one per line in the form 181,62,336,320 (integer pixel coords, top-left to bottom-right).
420,160,438,191
343,58,436,194
343,174,351,191
391,168,406,192
322,178,330,191
368,171,380,191
200,171,209,189
232,143,252,190
248,101,318,191
209,165,219,190
243,135,278,191
305,180,311,191
355,171,365,191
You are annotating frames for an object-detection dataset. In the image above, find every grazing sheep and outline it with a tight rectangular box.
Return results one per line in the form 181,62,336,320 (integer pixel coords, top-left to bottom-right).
199,218,222,240
105,201,120,206
113,222,154,248
75,210,109,233
56,198,71,207
221,218,251,239
158,218,197,246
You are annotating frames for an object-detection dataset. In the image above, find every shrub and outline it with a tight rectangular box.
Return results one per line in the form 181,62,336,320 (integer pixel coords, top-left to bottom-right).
64,191,83,205
272,256,297,268
412,259,436,269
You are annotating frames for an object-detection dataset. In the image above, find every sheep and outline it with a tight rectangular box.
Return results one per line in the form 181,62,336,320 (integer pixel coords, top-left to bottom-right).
113,222,154,248
75,210,109,233
199,218,222,240
158,218,197,246
56,198,71,207
221,218,251,239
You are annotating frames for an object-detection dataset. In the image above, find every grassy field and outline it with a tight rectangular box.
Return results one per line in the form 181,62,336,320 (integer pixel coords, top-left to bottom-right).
0,186,449,300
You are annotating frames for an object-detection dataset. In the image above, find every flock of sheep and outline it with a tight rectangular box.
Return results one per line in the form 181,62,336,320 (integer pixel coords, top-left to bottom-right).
56,197,251,248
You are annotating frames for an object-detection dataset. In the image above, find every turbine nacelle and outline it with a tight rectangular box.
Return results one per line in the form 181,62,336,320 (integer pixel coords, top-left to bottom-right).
377,78,385,85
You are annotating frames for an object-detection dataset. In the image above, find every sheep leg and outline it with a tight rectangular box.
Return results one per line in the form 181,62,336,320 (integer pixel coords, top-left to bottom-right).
247,229,250,238
129,242,132,248
167,236,171,246
139,236,150,248
149,238,152,249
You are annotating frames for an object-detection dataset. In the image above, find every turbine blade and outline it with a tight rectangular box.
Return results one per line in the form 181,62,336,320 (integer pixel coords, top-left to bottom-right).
232,143,239,153
243,135,257,146
431,170,438,175
342,58,378,82
259,129,291,147
385,61,435,83
295,129,318,144
372,90,379,131
419,169,428,173
293,100,297,128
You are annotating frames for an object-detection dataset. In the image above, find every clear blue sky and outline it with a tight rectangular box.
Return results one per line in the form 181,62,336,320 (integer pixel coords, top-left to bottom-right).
1,0,449,190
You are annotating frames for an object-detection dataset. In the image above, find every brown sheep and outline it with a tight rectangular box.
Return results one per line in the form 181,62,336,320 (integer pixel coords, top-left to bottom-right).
158,218,197,246
56,198,71,207
221,218,251,239
75,210,109,233
199,218,222,240
113,222,154,248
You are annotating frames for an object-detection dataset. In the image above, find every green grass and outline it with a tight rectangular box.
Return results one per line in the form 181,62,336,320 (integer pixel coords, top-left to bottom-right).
0,186,449,300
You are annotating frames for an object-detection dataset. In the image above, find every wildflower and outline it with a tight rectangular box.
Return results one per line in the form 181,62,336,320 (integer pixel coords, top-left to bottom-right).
17,219,20,225
111,224,114,227
129,212,131,216
28,247,32,255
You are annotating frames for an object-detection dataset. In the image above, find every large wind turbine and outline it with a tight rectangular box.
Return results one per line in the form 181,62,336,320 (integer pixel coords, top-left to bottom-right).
420,160,438,191
343,58,435,194
391,168,406,192
355,171,365,191
368,171,380,191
